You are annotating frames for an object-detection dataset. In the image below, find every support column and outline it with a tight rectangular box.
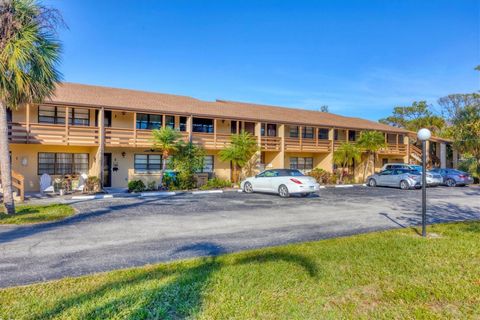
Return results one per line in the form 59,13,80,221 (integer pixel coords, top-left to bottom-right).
405,135,411,164
96,107,105,186
64,107,69,145
213,119,217,148
299,126,303,151
255,122,262,170
329,128,335,172
133,112,137,147
425,140,431,165
440,142,447,169
278,124,285,168
452,149,459,169
187,116,193,142
25,104,30,143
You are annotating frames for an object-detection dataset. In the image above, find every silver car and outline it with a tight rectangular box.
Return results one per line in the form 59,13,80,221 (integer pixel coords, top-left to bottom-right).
381,163,442,186
429,168,474,187
367,169,422,190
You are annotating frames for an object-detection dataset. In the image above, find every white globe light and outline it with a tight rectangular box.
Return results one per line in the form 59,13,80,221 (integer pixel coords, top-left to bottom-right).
417,128,431,141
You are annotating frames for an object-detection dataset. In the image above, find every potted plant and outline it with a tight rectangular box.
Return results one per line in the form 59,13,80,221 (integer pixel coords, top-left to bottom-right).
53,178,68,196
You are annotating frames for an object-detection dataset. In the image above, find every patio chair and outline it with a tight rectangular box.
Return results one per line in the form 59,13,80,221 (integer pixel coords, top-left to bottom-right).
40,173,54,194
75,173,89,192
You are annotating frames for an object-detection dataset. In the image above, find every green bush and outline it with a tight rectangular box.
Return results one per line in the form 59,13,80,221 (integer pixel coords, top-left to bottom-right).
200,178,232,190
84,176,101,194
146,181,157,191
128,180,146,193
308,168,333,185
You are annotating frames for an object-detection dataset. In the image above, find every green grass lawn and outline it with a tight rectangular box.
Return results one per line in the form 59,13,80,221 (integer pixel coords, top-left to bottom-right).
1,222,479,319
0,204,74,224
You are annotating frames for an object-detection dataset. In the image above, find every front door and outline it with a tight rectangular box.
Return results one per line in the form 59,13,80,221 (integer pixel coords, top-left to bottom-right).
103,153,112,187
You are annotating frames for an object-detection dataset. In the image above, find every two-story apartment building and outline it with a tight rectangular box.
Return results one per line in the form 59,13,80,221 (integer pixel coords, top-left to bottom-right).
7,82,457,192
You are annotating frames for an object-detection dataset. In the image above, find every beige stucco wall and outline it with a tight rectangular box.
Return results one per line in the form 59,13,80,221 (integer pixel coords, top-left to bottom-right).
9,144,98,192
215,119,231,134
111,111,134,129
314,152,332,172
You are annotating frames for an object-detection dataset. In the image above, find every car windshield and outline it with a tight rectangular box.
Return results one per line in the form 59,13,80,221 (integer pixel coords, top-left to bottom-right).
278,169,304,177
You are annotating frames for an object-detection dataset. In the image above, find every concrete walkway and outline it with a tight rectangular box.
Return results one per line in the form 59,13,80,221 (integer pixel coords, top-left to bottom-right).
0,185,479,288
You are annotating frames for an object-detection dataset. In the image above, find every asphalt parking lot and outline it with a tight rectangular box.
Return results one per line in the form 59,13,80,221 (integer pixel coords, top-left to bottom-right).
0,185,479,287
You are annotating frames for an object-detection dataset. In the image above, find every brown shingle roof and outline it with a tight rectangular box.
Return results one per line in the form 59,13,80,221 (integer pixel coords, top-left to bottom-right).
48,82,408,133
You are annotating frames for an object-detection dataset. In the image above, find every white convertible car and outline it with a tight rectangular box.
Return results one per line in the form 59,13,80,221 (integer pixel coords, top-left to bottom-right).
240,169,320,198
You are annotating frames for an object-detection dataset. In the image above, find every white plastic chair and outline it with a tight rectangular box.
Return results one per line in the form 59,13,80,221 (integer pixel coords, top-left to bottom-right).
40,173,54,194
75,173,88,192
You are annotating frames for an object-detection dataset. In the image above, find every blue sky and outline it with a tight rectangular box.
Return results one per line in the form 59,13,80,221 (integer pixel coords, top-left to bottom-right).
46,0,479,121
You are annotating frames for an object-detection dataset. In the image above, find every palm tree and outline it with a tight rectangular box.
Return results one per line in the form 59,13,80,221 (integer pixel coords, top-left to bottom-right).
356,131,387,181
152,126,181,187
333,142,361,183
219,131,258,183
0,0,63,214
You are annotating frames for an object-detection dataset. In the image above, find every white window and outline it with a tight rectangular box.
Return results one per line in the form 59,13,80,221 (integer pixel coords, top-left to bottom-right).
134,154,162,173
290,157,313,170
202,155,214,173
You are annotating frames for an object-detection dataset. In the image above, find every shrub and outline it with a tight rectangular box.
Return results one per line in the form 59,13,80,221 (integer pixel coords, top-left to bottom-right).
128,180,146,193
84,176,101,194
200,178,232,190
146,181,157,191
308,168,333,185
177,172,197,190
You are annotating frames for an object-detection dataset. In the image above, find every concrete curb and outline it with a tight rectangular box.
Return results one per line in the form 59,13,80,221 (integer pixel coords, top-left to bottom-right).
140,191,176,197
191,190,224,195
71,194,114,200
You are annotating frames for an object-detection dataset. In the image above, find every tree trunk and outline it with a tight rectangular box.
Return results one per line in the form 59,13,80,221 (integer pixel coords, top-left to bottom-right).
362,152,370,182
232,164,237,183
339,161,346,183
158,153,168,188
0,102,15,214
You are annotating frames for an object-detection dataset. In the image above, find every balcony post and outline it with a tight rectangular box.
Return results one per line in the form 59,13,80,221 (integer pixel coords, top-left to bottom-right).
162,115,166,128
405,135,411,163
96,107,105,187
65,106,69,145
236,120,240,134
330,128,335,152
133,112,137,147
187,116,193,142
396,134,399,152
214,119,217,148
315,127,319,147
299,126,303,151
26,104,30,143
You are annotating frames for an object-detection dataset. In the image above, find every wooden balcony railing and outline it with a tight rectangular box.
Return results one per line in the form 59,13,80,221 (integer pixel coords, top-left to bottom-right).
191,132,230,149
379,144,407,155
261,137,281,151
8,122,99,146
0,170,24,202
284,138,331,152
105,128,189,147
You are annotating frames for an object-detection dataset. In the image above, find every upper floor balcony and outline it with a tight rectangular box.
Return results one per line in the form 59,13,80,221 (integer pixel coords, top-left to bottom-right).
7,104,407,156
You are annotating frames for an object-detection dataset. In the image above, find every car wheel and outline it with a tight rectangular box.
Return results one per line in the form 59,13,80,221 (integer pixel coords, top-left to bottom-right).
278,184,290,198
400,180,410,190
243,182,253,193
368,179,377,187
446,178,456,187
